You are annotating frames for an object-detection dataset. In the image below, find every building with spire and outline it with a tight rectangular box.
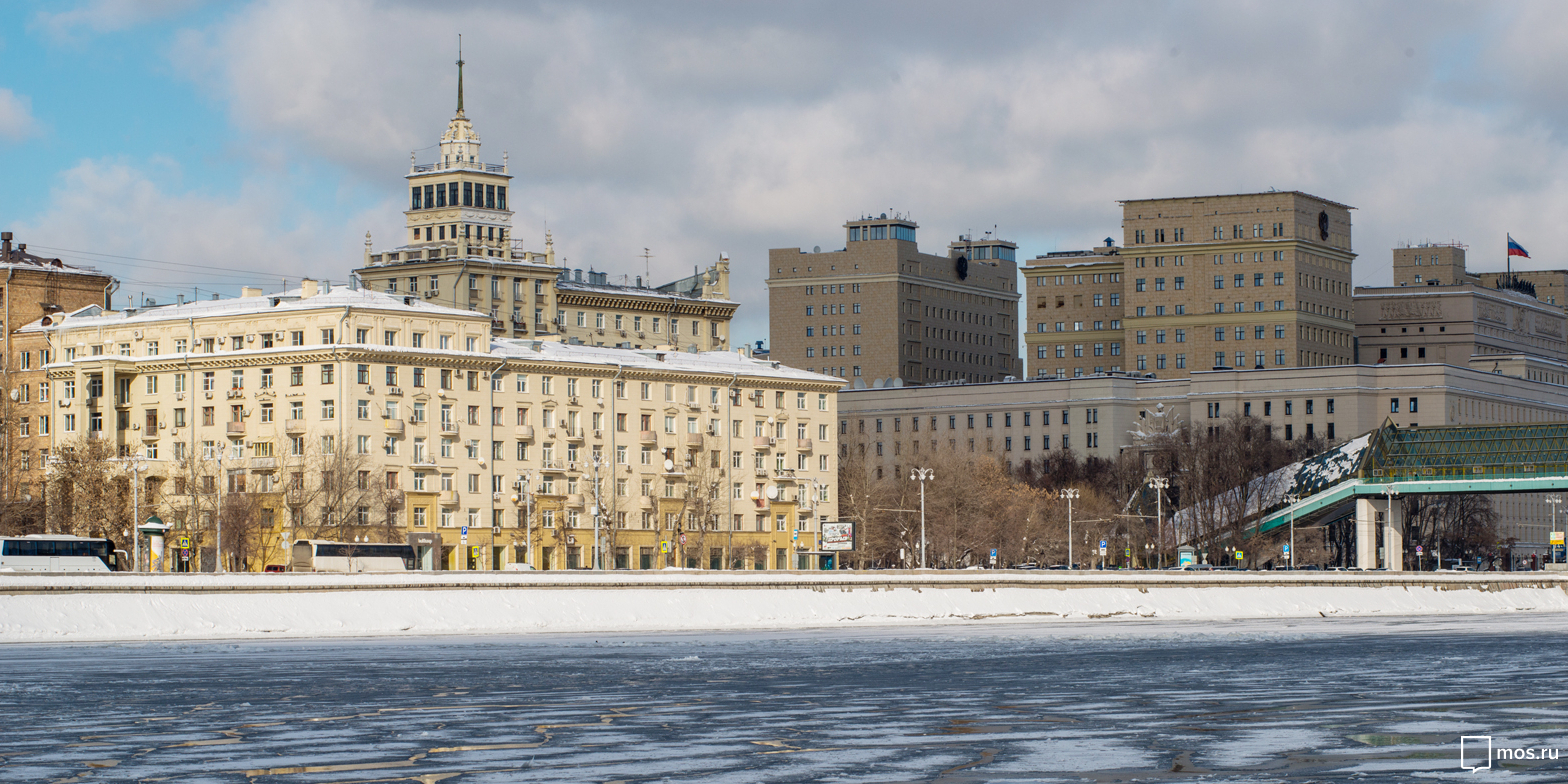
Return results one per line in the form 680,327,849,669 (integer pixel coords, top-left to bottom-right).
354,56,736,353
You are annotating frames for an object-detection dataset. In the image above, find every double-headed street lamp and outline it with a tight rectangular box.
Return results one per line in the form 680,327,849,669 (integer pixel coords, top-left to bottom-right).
1548,495,1562,567
1149,477,1169,568
1281,493,1299,569
909,468,934,569
1062,488,1080,568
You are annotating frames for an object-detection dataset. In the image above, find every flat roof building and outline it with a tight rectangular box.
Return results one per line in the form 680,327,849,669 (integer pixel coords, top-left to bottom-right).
1024,191,1357,380
768,216,1021,388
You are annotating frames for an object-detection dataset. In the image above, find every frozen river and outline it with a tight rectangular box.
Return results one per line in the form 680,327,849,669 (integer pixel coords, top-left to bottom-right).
3,615,1566,782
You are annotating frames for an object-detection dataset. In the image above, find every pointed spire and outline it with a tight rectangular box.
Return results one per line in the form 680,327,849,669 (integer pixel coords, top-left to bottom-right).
455,35,465,117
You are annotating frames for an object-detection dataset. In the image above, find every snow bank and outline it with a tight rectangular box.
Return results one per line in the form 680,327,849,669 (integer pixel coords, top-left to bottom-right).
2,571,1565,643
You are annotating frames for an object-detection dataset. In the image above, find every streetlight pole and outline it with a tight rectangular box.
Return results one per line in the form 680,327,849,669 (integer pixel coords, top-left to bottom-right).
514,471,533,569
1282,493,1298,570
1063,488,1080,569
1149,478,1168,569
909,468,933,569
1548,495,1562,567
1383,484,1399,571
130,457,142,572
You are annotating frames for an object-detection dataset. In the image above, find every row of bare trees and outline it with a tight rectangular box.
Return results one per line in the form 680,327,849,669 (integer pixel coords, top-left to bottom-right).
836,412,1504,570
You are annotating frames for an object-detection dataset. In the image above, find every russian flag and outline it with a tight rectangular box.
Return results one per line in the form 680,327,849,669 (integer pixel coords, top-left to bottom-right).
1508,234,1530,259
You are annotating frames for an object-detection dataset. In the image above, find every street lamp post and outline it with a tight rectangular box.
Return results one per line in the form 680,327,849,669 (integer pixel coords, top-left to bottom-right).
513,471,533,569
909,468,933,569
1282,493,1299,570
1384,484,1399,571
1548,495,1562,567
1149,478,1168,569
1062,488,1080,568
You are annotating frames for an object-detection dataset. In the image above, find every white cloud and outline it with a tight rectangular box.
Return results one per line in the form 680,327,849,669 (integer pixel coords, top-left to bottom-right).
0,88,36,140
34,0,207,41
11,158,377,304
135,0,1568,342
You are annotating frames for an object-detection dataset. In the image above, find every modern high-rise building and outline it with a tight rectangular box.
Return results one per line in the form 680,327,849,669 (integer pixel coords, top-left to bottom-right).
1024,191,1356,380
354,59,736,352
768,215,1022,387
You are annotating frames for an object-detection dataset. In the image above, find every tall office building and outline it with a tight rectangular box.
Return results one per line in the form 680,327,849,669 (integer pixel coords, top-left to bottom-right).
1024,191,1356,380
768,215,1021,387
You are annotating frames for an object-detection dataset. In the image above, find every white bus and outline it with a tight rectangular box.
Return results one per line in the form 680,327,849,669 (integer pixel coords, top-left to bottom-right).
290,540,415,572
0,535,125,572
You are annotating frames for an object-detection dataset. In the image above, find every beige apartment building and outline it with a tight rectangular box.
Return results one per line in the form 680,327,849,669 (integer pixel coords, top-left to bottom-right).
1,233,117,523
768,217,1021,387
840,359,1568,556
353,64,736,352
1025,191,1357,380
20,282,842,571
1392,240,1568,313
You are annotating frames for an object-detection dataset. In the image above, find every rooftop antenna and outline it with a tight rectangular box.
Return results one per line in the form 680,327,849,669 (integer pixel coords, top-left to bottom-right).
455,35,465,116
641,247,654,284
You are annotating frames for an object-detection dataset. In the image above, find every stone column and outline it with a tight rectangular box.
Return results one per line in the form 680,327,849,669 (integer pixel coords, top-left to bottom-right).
1383,497,1404,572
1355,496,1380,569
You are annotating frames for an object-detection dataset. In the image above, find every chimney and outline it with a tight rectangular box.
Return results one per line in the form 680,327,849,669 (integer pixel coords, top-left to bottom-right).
1,231,11,259
240,286,263,298
301,278,319,298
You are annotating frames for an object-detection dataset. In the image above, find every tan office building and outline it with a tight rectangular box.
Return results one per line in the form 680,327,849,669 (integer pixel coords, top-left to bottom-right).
1354,283,1568,368
22,282,842,571
354,64,736,352
768,217,1022,387
1025,191,1357,380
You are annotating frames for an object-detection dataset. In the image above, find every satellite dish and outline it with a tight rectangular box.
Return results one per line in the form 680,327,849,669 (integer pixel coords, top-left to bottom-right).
663,458,675,472
765,486,779,500
871,379,885,389
813,245,821,253
891,378,904,387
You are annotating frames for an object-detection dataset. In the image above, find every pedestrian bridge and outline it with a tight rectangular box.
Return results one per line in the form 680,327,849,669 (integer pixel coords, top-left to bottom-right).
1209,421,1568,570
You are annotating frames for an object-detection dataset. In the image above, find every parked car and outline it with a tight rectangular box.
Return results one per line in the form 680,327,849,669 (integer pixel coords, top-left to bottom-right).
263,565,286,573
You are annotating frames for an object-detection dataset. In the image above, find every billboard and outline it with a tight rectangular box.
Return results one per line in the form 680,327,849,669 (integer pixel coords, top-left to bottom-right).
820,520,857,551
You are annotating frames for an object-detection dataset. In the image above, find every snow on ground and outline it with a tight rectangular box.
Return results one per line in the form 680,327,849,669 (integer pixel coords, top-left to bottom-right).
0,571,1564,643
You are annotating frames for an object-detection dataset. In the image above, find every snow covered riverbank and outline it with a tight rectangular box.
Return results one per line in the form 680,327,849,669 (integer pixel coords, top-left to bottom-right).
2,571,1564,643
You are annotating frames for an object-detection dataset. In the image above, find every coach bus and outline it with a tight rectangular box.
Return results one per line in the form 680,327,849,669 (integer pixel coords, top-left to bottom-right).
0,535,125,572
289,540,416,572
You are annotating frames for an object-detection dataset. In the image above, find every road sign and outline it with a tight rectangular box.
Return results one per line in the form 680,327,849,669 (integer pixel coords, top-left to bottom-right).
179,548,191,561
1416,546,1424,554
176,535,191,549
1283,544,1291,554
660,541,671,553
1099,539,1107,549
1098,546,1107,556
679,534,687,544
1124,547,1131,558
1234,550,1244,560
990,548,998,558
461,526,469,536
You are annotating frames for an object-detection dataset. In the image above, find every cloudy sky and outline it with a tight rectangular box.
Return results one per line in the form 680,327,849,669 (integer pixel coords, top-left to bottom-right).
5,1,1568,347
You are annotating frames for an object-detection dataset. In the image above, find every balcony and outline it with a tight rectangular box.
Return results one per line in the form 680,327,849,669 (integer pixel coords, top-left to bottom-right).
383,419,405,434
284,420,307,435
753,436,775,449
686,433,705,447
639,430,658,445
639,496,655,510
440,422,460,435
566,494,585,507
226,421,246,437
796,438,814,451
250,456,278,471
565,428,585,442
774,469,798,482
438,490,459,505
514,425,535,440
